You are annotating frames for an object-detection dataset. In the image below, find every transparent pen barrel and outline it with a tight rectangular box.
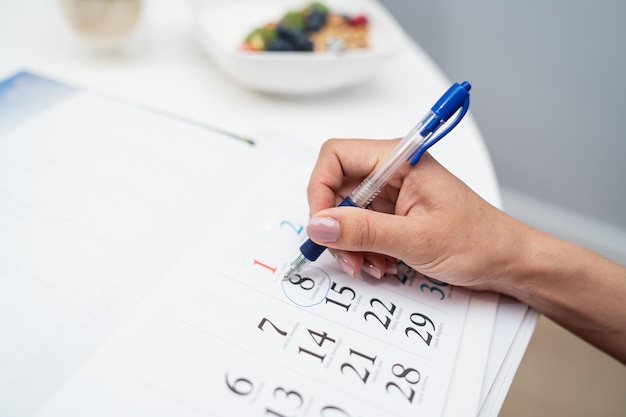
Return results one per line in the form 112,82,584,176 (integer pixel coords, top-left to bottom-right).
349,113,436,208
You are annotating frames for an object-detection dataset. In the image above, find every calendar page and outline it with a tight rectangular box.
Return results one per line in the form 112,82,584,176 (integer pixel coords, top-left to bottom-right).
0,72,494,417
38,154,471,417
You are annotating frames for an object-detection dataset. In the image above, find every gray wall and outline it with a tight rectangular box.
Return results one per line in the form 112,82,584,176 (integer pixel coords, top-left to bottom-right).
379,0,626,232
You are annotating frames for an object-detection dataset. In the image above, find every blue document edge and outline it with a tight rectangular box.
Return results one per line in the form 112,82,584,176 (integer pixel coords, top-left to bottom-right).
0,71,76,136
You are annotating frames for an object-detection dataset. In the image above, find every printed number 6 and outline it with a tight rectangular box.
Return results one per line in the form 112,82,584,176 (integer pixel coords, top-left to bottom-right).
225,374,253,396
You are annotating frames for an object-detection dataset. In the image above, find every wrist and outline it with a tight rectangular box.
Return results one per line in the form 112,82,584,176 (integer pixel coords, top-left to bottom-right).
488,218,581,307
490,217,626,336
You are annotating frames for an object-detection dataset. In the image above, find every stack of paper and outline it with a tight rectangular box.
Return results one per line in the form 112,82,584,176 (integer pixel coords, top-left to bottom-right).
0,72,533,417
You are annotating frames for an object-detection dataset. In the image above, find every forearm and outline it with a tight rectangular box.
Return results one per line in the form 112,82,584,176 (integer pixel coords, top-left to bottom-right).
491,222,626,363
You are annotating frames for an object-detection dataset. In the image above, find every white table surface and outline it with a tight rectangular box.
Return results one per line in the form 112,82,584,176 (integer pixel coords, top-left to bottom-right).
1,1,526,415
0,0,500,209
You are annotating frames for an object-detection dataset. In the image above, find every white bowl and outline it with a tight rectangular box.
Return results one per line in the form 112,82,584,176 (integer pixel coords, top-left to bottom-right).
192,0,405,95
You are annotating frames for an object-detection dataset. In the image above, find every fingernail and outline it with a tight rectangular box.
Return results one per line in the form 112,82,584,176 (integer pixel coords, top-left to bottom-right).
385,260,398,275
363,259,382,279
337,254,355,277
307,217,339,243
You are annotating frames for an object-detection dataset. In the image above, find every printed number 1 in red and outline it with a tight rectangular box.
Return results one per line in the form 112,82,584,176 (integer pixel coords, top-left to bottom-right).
253,259,277,274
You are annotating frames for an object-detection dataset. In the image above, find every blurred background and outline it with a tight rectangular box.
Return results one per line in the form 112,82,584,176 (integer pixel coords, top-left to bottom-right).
377,1,626,416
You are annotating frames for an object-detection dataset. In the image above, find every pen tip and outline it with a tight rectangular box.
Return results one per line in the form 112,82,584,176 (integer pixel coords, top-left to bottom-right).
282,253,309,281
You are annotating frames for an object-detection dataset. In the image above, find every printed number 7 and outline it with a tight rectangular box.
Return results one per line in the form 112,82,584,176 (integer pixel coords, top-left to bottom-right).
258,317,288,336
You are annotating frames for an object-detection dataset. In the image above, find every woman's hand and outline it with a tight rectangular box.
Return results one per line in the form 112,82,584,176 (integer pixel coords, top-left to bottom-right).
305,138,523,291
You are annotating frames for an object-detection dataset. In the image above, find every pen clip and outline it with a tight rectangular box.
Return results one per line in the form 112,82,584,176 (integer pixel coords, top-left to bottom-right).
410,82,471,165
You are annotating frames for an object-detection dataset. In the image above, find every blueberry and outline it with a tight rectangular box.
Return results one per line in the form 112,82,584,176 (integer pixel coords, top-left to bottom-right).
276,24,313,51
290,30,314,51
266,38,296,51
305,9,327,31
276,24,295,40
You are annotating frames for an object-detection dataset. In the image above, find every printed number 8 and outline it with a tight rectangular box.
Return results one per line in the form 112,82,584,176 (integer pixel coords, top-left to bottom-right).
289,274,315,291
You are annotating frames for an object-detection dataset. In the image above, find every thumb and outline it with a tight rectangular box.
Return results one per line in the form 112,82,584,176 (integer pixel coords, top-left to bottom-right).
306,207,413,257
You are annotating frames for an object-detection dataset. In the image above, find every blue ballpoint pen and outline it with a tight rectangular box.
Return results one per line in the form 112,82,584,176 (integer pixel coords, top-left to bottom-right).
283,81,472,279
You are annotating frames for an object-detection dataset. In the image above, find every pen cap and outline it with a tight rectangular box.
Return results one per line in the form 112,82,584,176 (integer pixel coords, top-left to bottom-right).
430,81,471,122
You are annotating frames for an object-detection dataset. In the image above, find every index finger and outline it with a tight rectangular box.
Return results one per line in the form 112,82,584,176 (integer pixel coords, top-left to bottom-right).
307,138,400,215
